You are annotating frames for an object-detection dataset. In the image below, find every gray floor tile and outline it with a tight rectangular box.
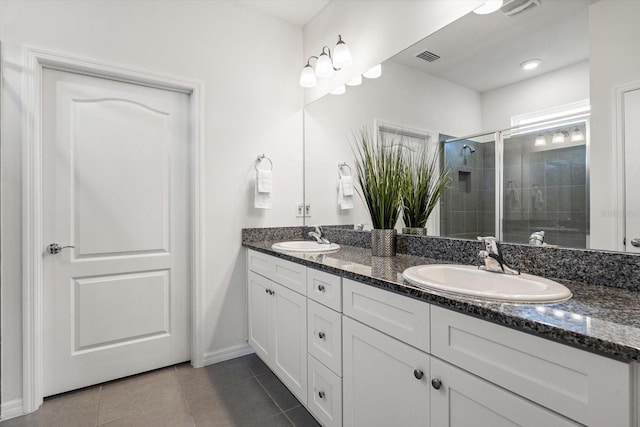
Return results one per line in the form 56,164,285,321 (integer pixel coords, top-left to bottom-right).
245,413,293,427
1,386,100,427
256,371,300,411
97,367,184,425
98,397,194,427
188,377,281,427
284,406,321,427
176,356,257,400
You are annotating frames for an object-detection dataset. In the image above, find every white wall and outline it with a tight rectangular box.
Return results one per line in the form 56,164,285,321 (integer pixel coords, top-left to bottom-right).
1,0,303,410
305,60,482,227
302,0,483,104
481,61,590,132
589,0,640,250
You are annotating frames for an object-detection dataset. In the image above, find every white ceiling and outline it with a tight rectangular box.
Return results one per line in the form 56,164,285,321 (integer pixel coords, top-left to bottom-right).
236,0,330,26
392,0,591,93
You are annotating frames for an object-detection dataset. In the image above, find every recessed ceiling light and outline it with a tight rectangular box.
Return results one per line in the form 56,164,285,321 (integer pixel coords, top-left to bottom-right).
520,59,541,71
346,75,362,86
473,0,504,15
535,135,547,146
363,64,382,79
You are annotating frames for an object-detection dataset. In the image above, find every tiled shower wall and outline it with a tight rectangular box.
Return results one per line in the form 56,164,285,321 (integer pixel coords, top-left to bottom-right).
502,131,587,248
440,138,495,240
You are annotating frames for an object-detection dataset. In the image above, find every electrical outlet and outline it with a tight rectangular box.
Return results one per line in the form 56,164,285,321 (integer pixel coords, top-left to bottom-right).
305,203,311,217
296,203,304,217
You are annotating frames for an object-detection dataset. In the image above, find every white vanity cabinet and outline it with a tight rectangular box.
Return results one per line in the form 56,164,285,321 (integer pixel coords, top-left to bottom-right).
247,251,308,404
247,249,636,427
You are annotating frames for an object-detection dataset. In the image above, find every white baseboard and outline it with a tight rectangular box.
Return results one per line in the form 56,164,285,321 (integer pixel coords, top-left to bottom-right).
202,343,253,366
1,398,24,421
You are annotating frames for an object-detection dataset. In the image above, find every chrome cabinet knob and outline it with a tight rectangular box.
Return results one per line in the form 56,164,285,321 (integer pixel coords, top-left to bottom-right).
413,369,424,380
318,284,325,292
431,379,442,390
630,238,640,248
318,331,326,340
46,243,75,255
318,390,325,399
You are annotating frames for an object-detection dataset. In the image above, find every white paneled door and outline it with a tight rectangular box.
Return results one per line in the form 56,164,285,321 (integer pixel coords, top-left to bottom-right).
624,88,640,253
42,68,191,396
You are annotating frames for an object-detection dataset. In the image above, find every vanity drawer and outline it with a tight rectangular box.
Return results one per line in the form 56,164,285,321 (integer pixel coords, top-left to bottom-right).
247,249,307,295
307,268,342,312
308,300,342,375
431,305,631,427
343,279,430,352
308,355,342,427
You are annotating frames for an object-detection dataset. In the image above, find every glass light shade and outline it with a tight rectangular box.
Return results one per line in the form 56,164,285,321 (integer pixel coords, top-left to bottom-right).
473,0,504,15
346,75,362,86
363,64,382,79
315,53,334,78
552,132,565,144
299,65,317,88
520,59,541,71
330,84,346,95
333,41,352,69
571,127,585,142
534,135,547,146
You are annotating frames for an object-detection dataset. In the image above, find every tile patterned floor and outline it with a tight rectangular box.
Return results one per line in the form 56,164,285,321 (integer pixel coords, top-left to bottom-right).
1,354,321,427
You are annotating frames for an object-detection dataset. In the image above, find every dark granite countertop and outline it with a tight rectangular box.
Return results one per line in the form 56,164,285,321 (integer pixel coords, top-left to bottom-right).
243,240,640,363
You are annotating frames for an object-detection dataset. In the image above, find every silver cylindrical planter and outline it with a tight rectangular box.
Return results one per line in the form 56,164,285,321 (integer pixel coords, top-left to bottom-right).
402,227,427,236
371,229,396,257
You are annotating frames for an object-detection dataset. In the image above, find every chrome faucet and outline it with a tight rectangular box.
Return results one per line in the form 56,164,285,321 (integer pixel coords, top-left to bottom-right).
529,231,545,246
477,236,520,275
309,225,331,244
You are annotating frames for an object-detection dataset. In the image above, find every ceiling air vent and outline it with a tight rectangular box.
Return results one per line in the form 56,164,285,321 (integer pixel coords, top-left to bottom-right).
416,50,440,62
500,0,541,17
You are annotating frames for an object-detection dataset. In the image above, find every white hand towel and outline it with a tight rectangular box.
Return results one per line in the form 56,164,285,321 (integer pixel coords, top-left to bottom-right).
340,175,354,196
338,178,354,210
257,170,273,193
255,170,272,209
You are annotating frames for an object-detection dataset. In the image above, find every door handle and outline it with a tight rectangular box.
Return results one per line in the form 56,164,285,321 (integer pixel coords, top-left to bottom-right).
46,243,75,255
631,238,640,248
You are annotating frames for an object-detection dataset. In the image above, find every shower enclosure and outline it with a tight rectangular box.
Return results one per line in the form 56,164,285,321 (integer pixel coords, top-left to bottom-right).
441,118,589,248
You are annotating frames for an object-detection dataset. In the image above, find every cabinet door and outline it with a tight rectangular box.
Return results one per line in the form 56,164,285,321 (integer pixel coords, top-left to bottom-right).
430,358,579,427
248,271,273,362
272,282,308,405
343,317,430,427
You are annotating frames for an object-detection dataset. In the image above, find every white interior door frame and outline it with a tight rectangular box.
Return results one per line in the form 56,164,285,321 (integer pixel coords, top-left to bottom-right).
614,80,640,252
21,47,206,413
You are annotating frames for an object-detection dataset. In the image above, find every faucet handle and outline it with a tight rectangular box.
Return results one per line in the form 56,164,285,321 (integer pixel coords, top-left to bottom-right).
477,236,498,253
314,225,324,234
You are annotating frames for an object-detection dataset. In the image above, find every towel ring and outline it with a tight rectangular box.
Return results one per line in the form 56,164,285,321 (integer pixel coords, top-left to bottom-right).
255,154,273,171
338,162,352,177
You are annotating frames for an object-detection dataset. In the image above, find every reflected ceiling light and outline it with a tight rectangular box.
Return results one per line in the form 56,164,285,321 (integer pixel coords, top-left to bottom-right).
363,64,382,79
520,59,541,71
330,84,346,95
346,75,362,86
473,0,504,15
534,134,547,146
299,35,353,88
571,127,585,142
552,131,568,144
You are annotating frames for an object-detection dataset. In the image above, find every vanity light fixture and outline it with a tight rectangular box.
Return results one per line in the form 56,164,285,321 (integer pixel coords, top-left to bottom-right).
330,84,346,95
534,134,547,146
520,59,541,71
552,131,569,144
346,75,362,86
473,0,504,15
571,127,585,142
299,35,353,88
363,63,382,79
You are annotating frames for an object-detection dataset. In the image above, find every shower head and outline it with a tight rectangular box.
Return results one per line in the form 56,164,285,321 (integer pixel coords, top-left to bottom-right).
463,144,476,154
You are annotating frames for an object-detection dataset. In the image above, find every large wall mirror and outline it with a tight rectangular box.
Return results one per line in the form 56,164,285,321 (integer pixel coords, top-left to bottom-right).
304,0,640,253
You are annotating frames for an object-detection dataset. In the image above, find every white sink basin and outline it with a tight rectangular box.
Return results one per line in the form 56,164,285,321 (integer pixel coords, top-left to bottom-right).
402,264,572,303
271,241,340,253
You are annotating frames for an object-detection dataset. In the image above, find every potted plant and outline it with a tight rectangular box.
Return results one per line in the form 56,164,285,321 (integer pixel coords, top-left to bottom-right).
400,143,450,236
353,128,404,256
